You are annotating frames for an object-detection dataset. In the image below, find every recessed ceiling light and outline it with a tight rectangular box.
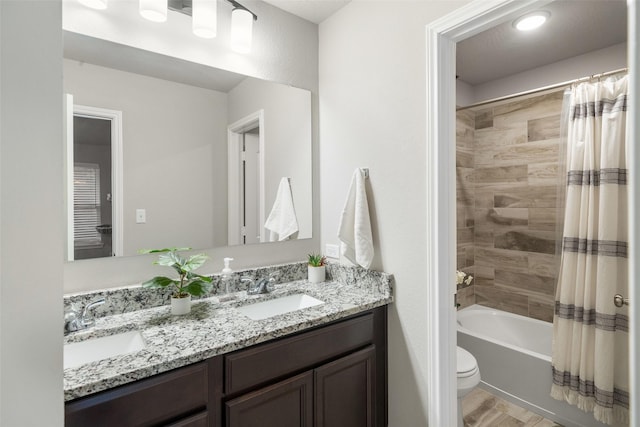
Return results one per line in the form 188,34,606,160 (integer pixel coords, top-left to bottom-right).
513,11,550,31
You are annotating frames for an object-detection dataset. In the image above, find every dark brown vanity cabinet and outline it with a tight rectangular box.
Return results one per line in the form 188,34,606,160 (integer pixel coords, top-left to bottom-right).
224,347,376,427
222,307,386,427
64,306,387,427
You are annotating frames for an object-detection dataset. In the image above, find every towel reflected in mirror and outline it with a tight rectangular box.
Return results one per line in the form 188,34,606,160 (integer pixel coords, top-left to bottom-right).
264,177,299,242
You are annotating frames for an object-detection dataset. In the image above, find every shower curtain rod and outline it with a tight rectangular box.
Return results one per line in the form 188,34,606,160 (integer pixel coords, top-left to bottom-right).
457,67,629,111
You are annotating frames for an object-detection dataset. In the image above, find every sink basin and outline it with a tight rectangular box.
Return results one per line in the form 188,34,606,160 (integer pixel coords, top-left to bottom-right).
64,331,146,369
237,294,324,320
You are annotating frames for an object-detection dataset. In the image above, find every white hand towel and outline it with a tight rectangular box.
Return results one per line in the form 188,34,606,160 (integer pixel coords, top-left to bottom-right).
264,178,299,242
338,169,374,268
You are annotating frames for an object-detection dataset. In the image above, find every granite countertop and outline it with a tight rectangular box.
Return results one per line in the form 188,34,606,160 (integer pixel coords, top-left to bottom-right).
64,278,392,401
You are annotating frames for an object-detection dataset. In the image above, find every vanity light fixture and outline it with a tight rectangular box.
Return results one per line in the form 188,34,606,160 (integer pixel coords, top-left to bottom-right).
513,11,550,31
78,0,108,10
192,0,217,39
151,0,258,51
230,4,255,53
166,0,257,50
78,0,257,53
139,0,168,22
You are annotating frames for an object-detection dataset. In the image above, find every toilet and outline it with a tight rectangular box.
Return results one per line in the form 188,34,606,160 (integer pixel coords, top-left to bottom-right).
457,346,481,427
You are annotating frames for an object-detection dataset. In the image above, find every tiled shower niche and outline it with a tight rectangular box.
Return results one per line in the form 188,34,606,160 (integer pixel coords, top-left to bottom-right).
456,90,565,322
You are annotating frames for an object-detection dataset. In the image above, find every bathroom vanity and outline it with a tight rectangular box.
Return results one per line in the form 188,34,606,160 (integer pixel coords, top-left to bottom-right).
63,263,392,427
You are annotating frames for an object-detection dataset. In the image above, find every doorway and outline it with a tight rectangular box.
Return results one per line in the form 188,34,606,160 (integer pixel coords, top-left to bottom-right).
241,129,261,245
65,96,123,260
73,115,112,259
425,1,638,425
227,110,265,245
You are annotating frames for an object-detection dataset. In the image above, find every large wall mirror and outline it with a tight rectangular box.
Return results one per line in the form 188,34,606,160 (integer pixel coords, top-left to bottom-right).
63,32,312,261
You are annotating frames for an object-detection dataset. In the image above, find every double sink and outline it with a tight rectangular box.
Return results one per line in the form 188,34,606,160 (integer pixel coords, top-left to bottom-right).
64,293,325,369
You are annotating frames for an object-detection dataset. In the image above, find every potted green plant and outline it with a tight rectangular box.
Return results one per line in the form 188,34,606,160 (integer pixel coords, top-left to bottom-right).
307,253,326,283
140,247,213,315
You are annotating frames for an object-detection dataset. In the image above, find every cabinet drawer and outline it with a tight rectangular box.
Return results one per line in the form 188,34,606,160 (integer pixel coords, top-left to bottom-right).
65,361,209,427
165,410,209,427
225,312,374,395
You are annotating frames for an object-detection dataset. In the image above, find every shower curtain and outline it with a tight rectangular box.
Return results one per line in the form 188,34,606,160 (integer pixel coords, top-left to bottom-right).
551,75,629,426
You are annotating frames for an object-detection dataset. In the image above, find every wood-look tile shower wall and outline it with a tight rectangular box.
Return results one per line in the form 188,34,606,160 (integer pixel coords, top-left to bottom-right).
456,90,565,321
456,108,476,309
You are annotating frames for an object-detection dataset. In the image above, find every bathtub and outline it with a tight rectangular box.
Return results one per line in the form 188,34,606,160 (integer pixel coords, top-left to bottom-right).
457,304,608,427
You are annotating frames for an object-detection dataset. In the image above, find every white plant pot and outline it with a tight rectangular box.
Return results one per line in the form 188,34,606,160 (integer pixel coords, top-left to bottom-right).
171,294,191,315
308,265,326,283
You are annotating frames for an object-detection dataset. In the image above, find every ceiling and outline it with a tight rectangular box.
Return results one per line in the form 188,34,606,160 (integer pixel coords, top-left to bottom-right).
263,0,626,84
456,0,627,86
261,0,350,24
66,1,627,90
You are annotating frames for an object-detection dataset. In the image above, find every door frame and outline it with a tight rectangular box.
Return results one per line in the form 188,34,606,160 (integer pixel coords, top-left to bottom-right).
65,98,124,259
424,0,638,425
227,110,265,245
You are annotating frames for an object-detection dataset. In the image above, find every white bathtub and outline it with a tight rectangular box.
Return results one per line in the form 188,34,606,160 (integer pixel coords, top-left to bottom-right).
457,304,608,427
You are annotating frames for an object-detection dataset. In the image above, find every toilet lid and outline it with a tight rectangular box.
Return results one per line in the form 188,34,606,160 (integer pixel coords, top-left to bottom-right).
457,347,477,375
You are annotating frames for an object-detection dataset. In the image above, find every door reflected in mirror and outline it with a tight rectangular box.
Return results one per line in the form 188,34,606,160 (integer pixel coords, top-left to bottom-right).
73,115,113,260
239,128,261,245
63,34,312,261
66,101,124,261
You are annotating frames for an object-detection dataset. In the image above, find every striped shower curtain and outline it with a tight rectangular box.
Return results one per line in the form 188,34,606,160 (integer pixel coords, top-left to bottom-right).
551,75,629,426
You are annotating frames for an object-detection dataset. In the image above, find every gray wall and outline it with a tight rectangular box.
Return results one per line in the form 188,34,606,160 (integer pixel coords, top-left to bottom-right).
64,59,229,255
228,78,312,240
318,2,471,425
1,1,64,425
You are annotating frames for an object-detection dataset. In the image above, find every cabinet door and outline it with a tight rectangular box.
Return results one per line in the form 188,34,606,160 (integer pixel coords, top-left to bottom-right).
225,371,313,427
315,346,376,427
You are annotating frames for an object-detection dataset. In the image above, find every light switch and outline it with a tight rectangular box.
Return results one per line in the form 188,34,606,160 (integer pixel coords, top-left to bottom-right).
136,209,146,224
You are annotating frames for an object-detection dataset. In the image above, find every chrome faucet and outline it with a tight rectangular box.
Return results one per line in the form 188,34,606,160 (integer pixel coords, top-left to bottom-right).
241,275,276,295
64,298,106,334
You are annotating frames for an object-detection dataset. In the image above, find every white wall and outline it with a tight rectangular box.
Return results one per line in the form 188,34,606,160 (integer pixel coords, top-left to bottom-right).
63,0,319,291
319,1,470,425
465,42,627,105
1,1,64,426
228,78,312,240
456,78,475,107
65,59,229,256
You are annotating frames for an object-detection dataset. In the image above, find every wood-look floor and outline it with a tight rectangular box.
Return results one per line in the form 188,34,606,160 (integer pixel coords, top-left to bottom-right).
462,388,563,427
